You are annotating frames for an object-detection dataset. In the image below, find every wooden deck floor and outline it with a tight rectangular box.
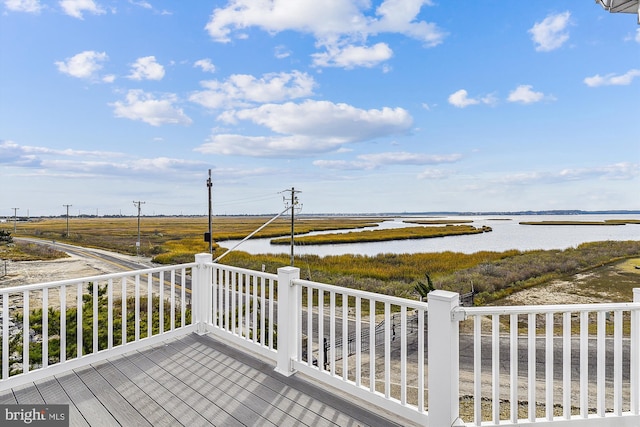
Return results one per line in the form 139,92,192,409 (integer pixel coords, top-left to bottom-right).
0,333,404,427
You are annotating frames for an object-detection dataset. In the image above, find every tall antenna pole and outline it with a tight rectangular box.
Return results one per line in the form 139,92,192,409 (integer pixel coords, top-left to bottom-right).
282,187,301,266
133,201,145,256
11,208,19,233
63,204,72,237
207,169,213,254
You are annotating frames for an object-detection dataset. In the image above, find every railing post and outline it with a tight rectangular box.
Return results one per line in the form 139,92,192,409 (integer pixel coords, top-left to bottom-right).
428,290,464,426
632,288,640,415
194,253,213,335
275,266,300,377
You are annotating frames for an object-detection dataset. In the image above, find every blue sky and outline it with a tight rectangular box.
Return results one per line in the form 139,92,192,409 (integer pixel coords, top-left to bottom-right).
1,1,639,216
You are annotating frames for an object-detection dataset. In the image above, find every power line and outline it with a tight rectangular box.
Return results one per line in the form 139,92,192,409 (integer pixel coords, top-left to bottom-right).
214,193,282,207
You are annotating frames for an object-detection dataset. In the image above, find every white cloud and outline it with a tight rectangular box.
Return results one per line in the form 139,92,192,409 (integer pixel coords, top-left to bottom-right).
128,56,165,81
500,162,639,185
204,0,445,68
4,0,42,13
371,0,444,47
55,50,108,80
274,45,291,59
197,134,332,158
0,139,125,168
312,159,375,170
624,28,640,43
221,100,412,140
110,90,192,126
194,58,216,73
313,151,460,171
448,89,495,108
448,90,478,108
312,42,393,68
190,71,316,109
583,69,640,87
129,0,151,9
417,168,449,179
507,85,553,104
529,11,570,52
197,100,413,157
59,0,105,19
1,139,211,179
358,151,461,165
205,0,363,43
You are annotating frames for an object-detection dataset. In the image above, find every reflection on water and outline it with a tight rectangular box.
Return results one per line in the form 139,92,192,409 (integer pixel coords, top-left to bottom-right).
217,214,640,256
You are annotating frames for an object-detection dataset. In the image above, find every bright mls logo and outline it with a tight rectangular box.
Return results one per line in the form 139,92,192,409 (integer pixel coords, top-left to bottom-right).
1,405,68,426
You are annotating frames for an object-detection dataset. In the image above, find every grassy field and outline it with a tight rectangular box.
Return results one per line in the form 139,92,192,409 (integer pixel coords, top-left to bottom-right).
8,216,380,258
3,216,640,304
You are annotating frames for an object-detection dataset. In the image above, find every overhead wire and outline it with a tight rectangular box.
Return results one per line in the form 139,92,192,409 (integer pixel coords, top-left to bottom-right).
213,206,291,263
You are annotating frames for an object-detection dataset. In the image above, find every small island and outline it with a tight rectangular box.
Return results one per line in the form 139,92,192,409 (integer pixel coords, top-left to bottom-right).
270,224,492,245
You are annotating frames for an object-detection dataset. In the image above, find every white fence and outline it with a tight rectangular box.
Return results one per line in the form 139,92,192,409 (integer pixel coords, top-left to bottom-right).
0,262,196,390
1,253,639,427
450,291,640,427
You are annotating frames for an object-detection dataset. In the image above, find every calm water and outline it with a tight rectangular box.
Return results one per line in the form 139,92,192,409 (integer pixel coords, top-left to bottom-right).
218,214,640,256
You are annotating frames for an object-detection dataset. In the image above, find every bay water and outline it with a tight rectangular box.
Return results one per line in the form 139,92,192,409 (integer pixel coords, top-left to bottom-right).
218,214,640,256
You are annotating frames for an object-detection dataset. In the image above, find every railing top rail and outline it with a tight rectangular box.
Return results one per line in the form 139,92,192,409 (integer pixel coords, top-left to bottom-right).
459,301,640,316
208,261,278,280
0,262,198,294
292,278,427,310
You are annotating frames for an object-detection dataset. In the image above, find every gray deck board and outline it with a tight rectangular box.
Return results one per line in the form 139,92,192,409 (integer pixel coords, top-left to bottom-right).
56,371,119,427
35,377,89,427
78,361,152,427
111,354,213,426
144,340,285,426
92,360,177,427
0,389,17,404
0,333,404,426
125,350,242,426
12,382,45,404
169,337,355,427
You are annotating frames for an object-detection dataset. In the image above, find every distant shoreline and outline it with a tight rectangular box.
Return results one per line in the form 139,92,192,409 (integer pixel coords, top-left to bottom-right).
4,209,640,220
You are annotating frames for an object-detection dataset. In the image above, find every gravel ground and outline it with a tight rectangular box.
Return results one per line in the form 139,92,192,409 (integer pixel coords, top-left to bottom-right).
1,256,109,288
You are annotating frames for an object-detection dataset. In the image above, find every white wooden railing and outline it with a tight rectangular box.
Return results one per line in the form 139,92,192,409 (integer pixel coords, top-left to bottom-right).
0,262,196,390
193,253,280,362
1,253,639,427
442,289,640,427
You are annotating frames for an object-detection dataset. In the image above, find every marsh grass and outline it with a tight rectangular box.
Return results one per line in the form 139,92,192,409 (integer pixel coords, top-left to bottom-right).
6,217,640,305
270,224,490,245
11,216,379,256
0,241,68,261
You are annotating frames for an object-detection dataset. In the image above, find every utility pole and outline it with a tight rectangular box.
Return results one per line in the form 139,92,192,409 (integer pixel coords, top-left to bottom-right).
282,187,301,266
133,201,145,256
207,169,213,254
63,204,72,237
11,208,19,233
